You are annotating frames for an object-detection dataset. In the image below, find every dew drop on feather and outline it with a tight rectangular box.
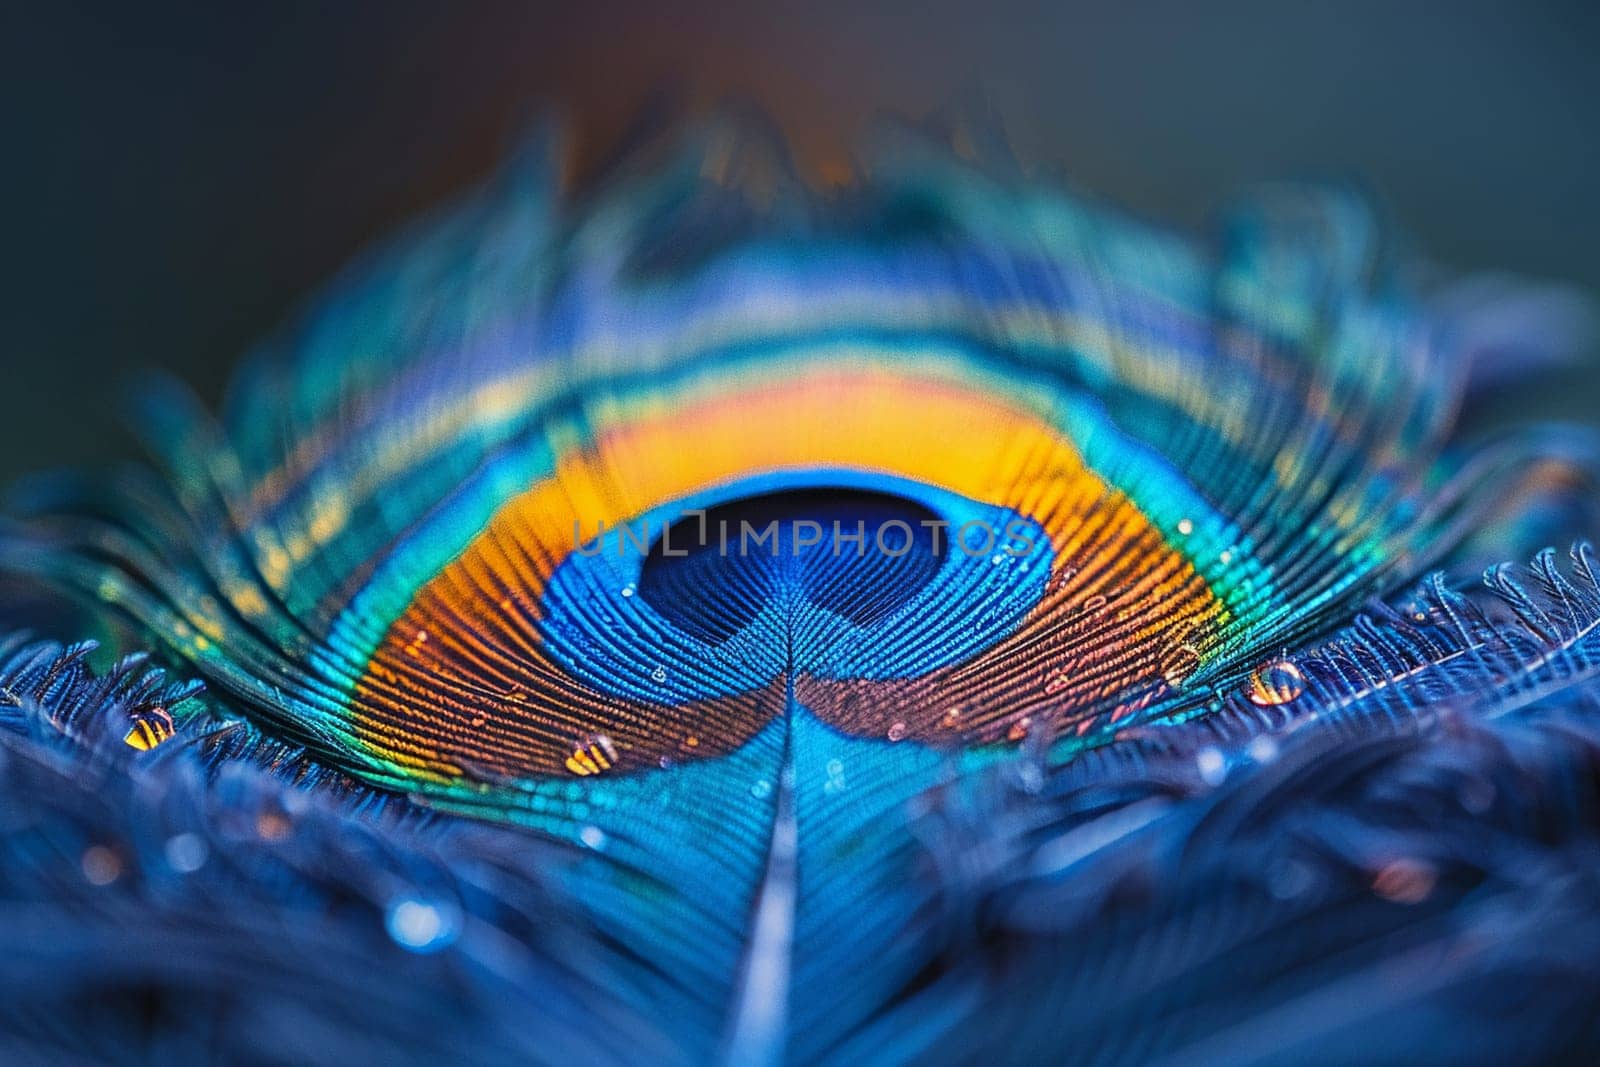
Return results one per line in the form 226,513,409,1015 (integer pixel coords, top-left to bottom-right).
80,846,121,886
164,833,209,874
1371,859,1436,905
1247,660,1305,707
385,897,458,953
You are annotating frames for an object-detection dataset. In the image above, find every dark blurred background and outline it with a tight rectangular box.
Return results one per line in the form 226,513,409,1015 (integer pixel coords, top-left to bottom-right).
3,0,1598,484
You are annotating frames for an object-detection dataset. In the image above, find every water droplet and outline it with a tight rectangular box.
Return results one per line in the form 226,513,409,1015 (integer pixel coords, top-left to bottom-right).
683,735,700,749
164,833,208,873
658,755,675,770
1269,859,1313,900
990,552,1006,565
620,583,636,598
1177,518,1194,536
1007,717,1033,743
887,721,907,742
1371,858,1436,905
123,706,175,751
750,778,772,799
81,845,121,886
1247,735,1279,764
939,708,962,729
385,896,459,953
579,825,607,850
256,812,291,841
1196,746,1226,786
1218,549,1235,565
1247,660,1305,707
651,666,668,684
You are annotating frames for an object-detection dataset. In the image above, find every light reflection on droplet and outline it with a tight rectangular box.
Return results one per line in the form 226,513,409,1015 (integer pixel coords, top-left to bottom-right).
81,845,122,886
164,833,209,873
1372,858,1436,905
1247,735,1279,764
1247,659,1305,707
255,812,291,841
385,896,459,953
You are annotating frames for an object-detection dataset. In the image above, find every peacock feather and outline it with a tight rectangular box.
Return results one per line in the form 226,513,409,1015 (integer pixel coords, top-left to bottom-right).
2,117,1599,1064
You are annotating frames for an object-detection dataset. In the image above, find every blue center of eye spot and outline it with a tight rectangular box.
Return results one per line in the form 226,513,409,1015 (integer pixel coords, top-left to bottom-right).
536,470,1053,704
638,488,948,641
